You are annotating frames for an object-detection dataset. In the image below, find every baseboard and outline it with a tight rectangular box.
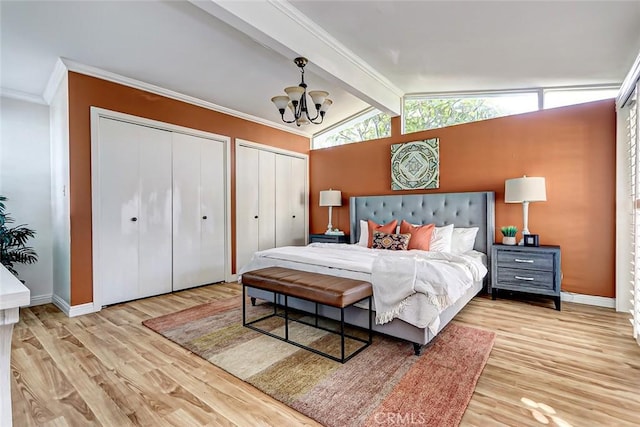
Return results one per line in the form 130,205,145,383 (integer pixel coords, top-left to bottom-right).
561,292,615,308
52,294,100,317
29,294,53,307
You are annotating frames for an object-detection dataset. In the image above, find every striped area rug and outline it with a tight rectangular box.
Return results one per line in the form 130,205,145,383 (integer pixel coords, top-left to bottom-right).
143,297,495,427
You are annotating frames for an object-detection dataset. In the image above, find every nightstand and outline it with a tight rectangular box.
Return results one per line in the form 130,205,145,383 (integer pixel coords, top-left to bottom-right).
309,234,350,244
491,244,562,310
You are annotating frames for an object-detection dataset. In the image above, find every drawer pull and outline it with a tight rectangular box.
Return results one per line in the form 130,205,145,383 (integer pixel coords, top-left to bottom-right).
514,258,534,263
515,276,535,281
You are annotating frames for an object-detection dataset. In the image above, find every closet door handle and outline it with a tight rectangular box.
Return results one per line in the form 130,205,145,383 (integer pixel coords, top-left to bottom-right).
254,215,259,219
131,217,138,222
202,216,208,220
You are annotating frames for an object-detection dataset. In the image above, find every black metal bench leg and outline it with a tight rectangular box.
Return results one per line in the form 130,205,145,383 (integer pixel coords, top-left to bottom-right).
242,284,247,326
284,295,289,340
250,297,256,306
340,307,345,362
368,296,372,344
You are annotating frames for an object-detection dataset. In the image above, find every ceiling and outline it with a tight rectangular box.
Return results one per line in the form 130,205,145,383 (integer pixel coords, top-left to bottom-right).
2,1,639,137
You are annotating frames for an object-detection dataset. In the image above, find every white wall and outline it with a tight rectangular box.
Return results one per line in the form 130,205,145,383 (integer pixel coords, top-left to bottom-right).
49,76,70,306
0,96,53,305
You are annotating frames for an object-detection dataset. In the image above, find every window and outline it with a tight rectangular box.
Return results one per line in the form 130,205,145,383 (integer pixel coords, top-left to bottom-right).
312,108,390,149
404,92,539,134
314,85,620,148
544,86,619,109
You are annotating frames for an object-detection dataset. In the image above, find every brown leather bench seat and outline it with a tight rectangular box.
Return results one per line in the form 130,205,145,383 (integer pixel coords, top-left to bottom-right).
241,267,372,308
241,266,373,363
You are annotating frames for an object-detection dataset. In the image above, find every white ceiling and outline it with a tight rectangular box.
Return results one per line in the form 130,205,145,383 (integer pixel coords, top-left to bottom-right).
2,1,639,137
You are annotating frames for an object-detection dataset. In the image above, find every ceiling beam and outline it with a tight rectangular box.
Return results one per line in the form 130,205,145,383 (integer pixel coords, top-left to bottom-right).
191,0,403,116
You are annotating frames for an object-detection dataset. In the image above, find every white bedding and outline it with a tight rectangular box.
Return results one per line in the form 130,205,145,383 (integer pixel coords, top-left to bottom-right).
239,243,487,333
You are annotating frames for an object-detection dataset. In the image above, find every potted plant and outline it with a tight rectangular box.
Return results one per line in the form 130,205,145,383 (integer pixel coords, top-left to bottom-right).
0,196,38,279
500,226,518,245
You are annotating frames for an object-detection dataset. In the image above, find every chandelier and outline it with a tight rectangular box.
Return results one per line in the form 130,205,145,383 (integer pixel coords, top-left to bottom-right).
271,57,332,126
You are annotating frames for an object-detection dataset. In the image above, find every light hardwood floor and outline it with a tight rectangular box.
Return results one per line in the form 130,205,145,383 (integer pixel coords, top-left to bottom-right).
10,283,640,426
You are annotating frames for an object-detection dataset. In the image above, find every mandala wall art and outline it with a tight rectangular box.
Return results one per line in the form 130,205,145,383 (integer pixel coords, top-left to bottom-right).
390,138,439,190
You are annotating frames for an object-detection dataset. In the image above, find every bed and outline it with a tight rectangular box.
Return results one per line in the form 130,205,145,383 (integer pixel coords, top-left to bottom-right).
241,191,495,354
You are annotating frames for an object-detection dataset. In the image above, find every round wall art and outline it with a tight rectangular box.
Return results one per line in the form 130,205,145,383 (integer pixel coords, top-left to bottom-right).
390,138,439,190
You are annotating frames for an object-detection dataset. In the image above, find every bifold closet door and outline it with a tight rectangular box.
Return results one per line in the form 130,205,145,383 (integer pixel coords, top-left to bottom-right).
275,154,306,247
172,133,225,291
236,145,276,273
97,118,172,306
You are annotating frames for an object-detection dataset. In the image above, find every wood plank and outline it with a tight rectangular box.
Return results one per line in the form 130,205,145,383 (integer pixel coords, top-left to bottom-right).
10,283,640,426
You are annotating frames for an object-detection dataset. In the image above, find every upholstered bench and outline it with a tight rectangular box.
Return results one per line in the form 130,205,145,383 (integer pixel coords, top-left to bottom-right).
241,267,373,363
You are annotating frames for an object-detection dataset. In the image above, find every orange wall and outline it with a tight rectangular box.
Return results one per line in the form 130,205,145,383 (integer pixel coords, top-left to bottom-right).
310,100,616,297
68,72,309,305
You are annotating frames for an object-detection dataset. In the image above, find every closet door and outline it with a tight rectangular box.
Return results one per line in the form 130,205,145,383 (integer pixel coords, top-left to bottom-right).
98,118,140,306
137,127,173,299
258,150,276,250
172,134,202,290
97,118,172,305
275,154,306,247
236,145,260,272
199,138,226,284
173,133,226,291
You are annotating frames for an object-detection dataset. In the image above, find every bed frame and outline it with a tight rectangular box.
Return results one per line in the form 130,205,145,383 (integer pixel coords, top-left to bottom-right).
248,191,495,355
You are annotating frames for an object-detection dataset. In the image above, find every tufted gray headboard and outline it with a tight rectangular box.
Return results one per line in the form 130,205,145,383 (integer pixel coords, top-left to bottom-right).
349,191,495,257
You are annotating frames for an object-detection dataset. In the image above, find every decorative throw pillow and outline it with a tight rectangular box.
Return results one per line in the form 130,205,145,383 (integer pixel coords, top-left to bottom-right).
372,231,411,251
430,224,454,252
367,219,398,248
451,227,479,254
399,220,435,251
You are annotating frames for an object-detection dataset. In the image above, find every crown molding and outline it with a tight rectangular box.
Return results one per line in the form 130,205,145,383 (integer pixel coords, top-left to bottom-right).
42,57,311,138
267,0,403,98
42,58,68,104
191,0,403,116
0,87,46,105
617,48,640,108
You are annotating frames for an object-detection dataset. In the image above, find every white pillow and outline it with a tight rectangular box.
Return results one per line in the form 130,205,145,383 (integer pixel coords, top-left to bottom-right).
357,220,368,247
451,227,479,254
430,224,454,252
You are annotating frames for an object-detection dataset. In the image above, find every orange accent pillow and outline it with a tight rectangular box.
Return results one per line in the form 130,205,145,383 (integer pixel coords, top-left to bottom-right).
367,219,398,248
399,220,435,251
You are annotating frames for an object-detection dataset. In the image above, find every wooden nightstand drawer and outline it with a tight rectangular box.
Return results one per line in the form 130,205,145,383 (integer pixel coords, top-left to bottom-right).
491,244,562,310
497,250,554,271
496,267,555,291
309,234,350,244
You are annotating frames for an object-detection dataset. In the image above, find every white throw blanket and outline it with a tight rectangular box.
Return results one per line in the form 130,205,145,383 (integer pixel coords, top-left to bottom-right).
370,250,486,324
239,243,487,327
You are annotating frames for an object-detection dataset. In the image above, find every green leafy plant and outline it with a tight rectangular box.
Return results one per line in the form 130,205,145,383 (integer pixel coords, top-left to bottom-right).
500,226,518,237
0,195,38,278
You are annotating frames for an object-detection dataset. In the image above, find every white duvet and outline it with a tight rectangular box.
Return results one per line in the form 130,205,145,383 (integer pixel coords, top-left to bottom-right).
239,243,487,332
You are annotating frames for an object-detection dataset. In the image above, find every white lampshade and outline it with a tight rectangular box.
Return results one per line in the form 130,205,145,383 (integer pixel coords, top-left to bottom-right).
271,96,289,111
284,86,305,103
505,176,547,203
319,189,342,207
308,90,329,107
319,99,333,114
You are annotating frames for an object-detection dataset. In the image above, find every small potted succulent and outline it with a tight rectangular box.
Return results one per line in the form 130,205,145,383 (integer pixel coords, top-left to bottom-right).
500,226,518,245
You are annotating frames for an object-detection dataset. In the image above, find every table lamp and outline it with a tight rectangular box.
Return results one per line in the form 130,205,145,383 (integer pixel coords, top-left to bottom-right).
319,189,342,234
505,176,547,244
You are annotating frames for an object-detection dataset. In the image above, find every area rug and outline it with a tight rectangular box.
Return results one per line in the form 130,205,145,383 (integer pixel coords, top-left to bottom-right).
143,298,495,427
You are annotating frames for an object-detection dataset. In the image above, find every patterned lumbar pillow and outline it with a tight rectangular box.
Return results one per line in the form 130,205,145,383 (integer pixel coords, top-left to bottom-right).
372,231,411,250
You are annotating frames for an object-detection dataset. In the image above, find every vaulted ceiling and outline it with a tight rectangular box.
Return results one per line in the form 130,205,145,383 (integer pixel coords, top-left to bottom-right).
2,1,639,137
